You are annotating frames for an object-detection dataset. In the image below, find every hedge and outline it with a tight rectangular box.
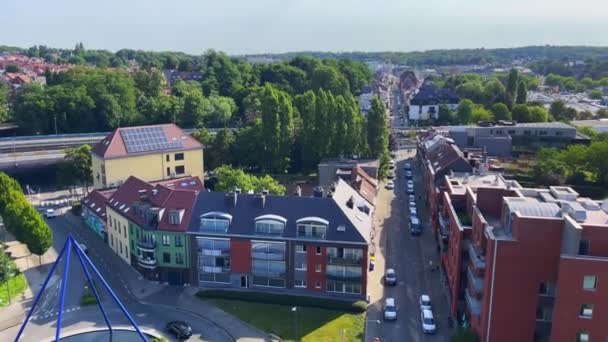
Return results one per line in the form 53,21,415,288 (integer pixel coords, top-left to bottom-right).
196,290,367,313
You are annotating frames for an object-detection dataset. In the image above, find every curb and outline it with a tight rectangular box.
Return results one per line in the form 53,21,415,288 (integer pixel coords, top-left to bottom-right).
143,302,237,342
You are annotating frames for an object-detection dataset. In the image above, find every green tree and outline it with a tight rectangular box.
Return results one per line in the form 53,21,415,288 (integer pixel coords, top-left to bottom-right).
133,69,164,97
588,141,608,184
437,104,455,125
597,108,608,119
589,90,604,100
490,103,511,121
366,96,388,158
208,128,235,169
214,165,285,195
456,99,474,124
511,104,531,123
530,149,568,186
451,327,479,342
206,95,236,127
0,83,9,123
470,104,493,122
516,80,528,104
232,121,263,170
482,79,507,108
311,65,350,96
294,90,319,169
57,145,93,193
259,84,294,172
528,106,549,122
505,68,519,106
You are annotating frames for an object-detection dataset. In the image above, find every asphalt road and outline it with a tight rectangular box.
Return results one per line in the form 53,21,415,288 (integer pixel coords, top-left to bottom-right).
0,215,233,342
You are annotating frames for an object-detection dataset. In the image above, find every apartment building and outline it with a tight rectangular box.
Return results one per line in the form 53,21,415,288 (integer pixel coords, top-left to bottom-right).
435,172,608,342
91,124,204,189
408,81,459,121
187,178,373,299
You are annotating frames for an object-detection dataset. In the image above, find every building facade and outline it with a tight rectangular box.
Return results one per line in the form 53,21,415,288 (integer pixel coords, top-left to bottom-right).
434,172,608,342
91,124,204,189
408,81,459,121
187,179,373,299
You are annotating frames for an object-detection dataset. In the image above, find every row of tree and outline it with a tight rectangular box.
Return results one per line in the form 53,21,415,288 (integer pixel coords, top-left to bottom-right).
213,165,286,195
437,99,549,125
0,173,52,256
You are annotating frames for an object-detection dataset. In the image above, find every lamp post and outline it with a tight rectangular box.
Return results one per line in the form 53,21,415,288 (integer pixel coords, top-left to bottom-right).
364,319,381,342
291,306,298,341
3,264,14,304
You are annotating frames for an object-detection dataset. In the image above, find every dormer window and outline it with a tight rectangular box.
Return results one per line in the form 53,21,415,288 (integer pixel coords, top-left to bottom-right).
254,214,286,235
200,212,232,233
296,217,329,240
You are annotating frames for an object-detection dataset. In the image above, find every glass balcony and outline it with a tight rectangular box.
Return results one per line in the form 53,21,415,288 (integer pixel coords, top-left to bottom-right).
137,256,157,269
137,240,156,252
465,288,481,317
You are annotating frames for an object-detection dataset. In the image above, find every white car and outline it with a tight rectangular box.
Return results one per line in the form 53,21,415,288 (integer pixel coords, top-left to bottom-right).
407,180,414,187
409,195,415,202
420,294,432,310
44,208,58,218
389,159,395,167
385,180,395,190
410,207,417,216
407,185,414,194
384,298,397,320
420,309,436,334
405,171,413,179
409,201,416,207
404,162,411,170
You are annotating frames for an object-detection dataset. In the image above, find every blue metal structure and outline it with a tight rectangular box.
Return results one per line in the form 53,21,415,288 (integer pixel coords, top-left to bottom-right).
15,235,148,341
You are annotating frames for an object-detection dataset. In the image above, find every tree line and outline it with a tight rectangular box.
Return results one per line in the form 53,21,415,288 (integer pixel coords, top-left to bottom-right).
0,173,52,256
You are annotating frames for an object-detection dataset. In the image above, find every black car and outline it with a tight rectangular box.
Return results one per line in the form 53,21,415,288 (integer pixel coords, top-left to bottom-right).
167,320,192,340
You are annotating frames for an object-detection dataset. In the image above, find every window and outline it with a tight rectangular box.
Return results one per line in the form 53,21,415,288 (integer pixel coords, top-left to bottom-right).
163,252,171,263
556,131,563,137
111,235,114,247
576,331,590,342
579,304,593,318
316,246,322,255
251,241,286,287
200,213,232,233
166,167,170,177
166,154,170,162
119,241,123,254
583,275,597,291
294,280,307,288
118,225,121,235
327,247,362,263
197,238,231,283
315,281,321,289
579,240,590,255
327,280,361,294
124,225,127,238
296,218,329,239
295,244,307,253
162,235,171,246
255,220,285,235
295,262,307,271
315,264,322,273
176,253,184,265
524,130,531,136
174,153,184,161
175,235,183,247
507,130,515,135
535,305,553,321
131,240,134,251
538,282,556,296
169,212,180,225
495,130,503,135
175,165,185,175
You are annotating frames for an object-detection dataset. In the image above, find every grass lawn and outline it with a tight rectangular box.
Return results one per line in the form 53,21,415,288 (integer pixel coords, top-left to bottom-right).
209,299,364,342
0,273,27,307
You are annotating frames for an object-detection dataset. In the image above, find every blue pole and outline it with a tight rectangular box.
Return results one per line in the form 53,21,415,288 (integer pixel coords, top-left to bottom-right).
73,242,113,333
14,237,70,341
76,237,148,341
55,236,73,342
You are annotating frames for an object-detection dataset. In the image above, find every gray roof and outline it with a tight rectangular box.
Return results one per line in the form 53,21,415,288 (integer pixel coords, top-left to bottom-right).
504,122,574,129
506,200,561,218
188,179,371,244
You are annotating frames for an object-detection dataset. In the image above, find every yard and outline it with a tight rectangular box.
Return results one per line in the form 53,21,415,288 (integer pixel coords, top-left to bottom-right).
0,273,27,307
209,298,364,342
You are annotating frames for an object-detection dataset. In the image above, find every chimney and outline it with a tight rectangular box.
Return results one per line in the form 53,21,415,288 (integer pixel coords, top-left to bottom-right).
256,192,266,209
346,196,354,209
294,186,302,197
313,186,324,198
261,188,270,196
225,191,237,207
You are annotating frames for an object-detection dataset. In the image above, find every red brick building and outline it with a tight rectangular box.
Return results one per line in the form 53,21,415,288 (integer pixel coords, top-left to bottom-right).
434,172,608,342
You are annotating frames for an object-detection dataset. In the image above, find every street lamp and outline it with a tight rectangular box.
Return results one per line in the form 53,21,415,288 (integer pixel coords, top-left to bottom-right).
364,319,381,342
292,306,298,341
3,264,14,304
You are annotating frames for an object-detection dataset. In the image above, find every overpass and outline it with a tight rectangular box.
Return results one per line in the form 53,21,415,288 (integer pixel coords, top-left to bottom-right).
0,128,232,170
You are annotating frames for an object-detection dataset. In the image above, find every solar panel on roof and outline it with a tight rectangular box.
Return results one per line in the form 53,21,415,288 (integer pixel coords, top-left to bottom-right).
120,127,184,154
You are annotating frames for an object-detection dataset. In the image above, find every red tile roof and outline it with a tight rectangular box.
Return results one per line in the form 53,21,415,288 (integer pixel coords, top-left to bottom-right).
351,167,377,205
92,123,203,159
82,188,116,219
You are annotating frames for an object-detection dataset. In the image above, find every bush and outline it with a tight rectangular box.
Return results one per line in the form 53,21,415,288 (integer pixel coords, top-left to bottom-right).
196,290,367,313
80,293,98,306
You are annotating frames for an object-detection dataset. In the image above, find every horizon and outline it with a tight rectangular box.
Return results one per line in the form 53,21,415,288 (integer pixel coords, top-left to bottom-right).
2,0,608,55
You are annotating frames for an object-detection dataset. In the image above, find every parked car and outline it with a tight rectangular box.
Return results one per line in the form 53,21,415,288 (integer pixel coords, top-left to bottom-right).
409,194,415,202
387,172,395,180
419,294,432,310
385,180,395,190
384,298,397,320
384,268,397,286
409,201,416,207
420,309,436,334
167,320,193,340
78,243,89,255
405,171,413,179
407,180,414,187
44,208,58,218
410,216,421,235
409,207,417,216
404,162,411,170
407,185,414,194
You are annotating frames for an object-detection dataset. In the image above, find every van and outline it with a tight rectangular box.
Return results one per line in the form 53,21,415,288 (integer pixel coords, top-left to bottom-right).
410,216,421,235
384,298,397,320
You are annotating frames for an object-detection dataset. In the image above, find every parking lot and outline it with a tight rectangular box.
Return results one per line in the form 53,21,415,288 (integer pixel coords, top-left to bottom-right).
365,148,452,342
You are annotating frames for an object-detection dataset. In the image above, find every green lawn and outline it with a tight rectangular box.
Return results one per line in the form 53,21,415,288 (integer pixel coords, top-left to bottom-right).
209,299,364,342
0,273,27,307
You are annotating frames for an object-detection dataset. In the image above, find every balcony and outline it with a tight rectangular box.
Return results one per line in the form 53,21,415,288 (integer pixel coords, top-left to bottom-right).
465,288,481,317
467,241,486,270
467,266,484,294
137,257,157,269
326,273,363,282
327,255,362,265
438,212,450,238
137,240,156,252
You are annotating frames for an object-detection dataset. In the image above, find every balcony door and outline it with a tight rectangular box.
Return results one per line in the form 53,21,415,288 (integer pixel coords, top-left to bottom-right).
240,275,249,288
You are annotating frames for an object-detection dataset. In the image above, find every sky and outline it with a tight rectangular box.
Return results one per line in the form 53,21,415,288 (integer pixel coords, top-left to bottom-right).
2,0,608,55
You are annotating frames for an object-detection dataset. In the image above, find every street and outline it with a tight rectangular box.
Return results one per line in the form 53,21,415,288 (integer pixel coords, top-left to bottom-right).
0,214,238,341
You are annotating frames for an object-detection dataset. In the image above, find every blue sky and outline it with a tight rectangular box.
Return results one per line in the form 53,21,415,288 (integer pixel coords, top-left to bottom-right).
2,0,607,54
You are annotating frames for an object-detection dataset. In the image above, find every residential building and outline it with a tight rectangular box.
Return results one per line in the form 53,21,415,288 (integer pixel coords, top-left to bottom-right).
408,81,459,121
334,166,378,206
318,158,379,189
448,121,588,157
435,171,608,342
82,188,116,241
187,179,372,299
91,124,204,189
162,70,204,86
571,118,608,133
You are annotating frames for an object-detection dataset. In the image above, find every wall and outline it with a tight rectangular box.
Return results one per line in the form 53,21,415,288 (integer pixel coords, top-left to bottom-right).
102,148,204,188
230,239,252,273
581,225,608,257
551,256,608,342
155,231,190,269
480,216,564,342
106,207,131,264
307,244,327,292
92,154,105,189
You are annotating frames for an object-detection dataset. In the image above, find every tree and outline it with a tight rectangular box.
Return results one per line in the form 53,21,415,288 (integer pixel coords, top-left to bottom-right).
516,80,528,104
482,79,507,108
456,99,474,124
589,90,604,100
528,106,549,122
511,104,531,123
530,149,567,186
214,165,286,195
205,95,236,127
208,128,235,169
62,145,93,193
437,104,455,125
451,327,479,342
490,103,511,121
470,104,493,122
259,84,294,172
597,108,608,119
588,141,608,184
311,65,350,96
549,100,567,121
366,96,388,158
0,83,9,123
505,69,519,105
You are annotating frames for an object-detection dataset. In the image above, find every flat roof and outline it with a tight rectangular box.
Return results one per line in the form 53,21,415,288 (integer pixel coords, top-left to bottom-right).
446,172,517,196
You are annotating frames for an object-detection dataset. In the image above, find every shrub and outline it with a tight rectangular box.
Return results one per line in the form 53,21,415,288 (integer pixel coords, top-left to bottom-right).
196,290,367,313
80,293,98,306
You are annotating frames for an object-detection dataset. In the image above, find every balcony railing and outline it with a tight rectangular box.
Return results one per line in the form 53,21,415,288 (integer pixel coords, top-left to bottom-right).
137,257,157,269
467,241,486,269
467,265,484,294
465,288,481,317
327,255,363,265
438,212,450,237
326,273,363,282
137,240,156,252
